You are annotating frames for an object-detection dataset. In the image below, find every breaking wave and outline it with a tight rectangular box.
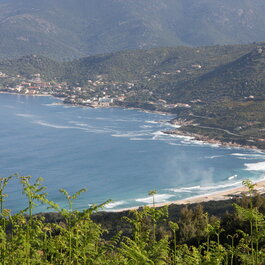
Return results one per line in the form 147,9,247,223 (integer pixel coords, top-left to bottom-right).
135,194,174,204
104,201,127,209
244,161,265,171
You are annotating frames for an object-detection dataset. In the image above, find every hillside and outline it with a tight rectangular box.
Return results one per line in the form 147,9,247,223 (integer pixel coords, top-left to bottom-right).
2,43,265,148
0,0,265,59
176,46,265,101
0,44,255,83
165,44,265,149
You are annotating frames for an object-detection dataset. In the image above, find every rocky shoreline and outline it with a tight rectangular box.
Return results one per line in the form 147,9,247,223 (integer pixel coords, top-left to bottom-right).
163,128,260,151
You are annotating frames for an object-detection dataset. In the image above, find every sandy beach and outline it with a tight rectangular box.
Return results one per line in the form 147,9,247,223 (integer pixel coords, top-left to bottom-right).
157,179,265,207
115,179,265,212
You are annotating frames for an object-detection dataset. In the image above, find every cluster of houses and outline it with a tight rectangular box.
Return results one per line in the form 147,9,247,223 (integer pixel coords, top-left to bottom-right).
1,74,59,95
0,72,192,111
0,73,135,108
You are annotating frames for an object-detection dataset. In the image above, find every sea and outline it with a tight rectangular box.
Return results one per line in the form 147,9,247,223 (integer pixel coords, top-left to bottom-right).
1,93,265,213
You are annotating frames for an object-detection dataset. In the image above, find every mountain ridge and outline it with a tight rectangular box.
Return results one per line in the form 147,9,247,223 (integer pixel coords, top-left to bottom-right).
1,0,265,59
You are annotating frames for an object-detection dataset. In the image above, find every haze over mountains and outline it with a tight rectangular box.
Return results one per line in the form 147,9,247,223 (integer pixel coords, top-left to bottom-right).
0,0,265,59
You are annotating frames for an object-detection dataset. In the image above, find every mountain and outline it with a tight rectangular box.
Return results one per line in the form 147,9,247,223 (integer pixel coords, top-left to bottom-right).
0,0,265,59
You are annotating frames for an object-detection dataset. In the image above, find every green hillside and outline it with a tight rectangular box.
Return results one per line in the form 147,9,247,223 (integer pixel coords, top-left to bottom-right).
2,43,265,148
176,46,265,101
0,44,255,83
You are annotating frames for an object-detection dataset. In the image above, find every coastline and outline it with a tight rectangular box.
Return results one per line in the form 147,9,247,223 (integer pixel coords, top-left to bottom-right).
164,128,261,151
0,91,52,97
2,91,265,214
0,91,262,151
159,179,265,206
115,179,265,212
0,91,172,115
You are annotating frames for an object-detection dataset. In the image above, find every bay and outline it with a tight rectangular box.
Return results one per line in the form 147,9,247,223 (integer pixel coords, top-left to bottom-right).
1,93,265,213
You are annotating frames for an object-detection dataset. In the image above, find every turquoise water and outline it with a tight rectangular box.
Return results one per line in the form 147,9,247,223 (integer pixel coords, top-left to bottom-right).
1,94,265,213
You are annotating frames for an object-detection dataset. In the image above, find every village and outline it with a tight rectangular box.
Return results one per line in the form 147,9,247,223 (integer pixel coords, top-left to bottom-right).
0,72,191,112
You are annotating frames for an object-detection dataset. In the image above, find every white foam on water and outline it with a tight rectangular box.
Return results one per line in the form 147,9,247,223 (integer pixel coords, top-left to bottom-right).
228,174,238,180
104,201,127,209
16,113,36,118
145,120,163,125
75,123,89,127
191,140,205,145
178,182,242,192
164,133,223,148
114,118,141,123
83,127,116,134
231,153,249,157
130,138,149,141
34,120,75,129
84,116,142,123
167,142,183,146
244,161,265,171
184,141,220,148
171,134,194,140
42,103,60,107
95,117,110,121
181,140,195,145
33,119,117,134
135,194,174,204
112,132,149,138
199,181,242,190
166,123,181,128
68,121,89,127
181,185,201,190
81,117,107,121
151,131,169,140
206,143,220,148
152,131,165,135
166,188,192,193
63,105,76,108
205,155,224,159
140,125,153,129
232,153,265,158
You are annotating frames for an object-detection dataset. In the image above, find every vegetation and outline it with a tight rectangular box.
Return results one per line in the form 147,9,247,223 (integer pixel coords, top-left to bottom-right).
3,43,265,148
1,175,265,264
0,44,254,82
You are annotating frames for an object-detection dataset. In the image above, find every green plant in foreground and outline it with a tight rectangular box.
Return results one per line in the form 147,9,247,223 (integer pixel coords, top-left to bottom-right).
0,176,12,264
121,206,170,265
19,176,49,264
234,179,265,265
0,176,265,264
227,233,238,265
59,188,87,264
169,221,179,264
